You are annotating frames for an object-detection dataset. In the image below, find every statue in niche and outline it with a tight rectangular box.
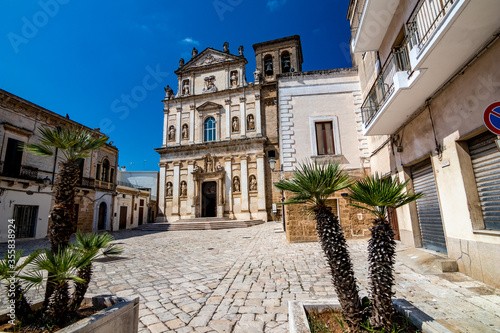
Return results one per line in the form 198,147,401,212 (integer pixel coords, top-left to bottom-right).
193,162,201,173
192,47,198,58
179,58,185,67
253,69,262,84
216,162,223,172
182,124,189,139
230,71,238,87
233,177,240,192
168,125,176,141
166,182,173,197
247,114,255,131
164,85,174,100
249,175,257,191
180,181,187,197
183,81,190,95
223,41,229,53
238,45,244,56
203,75,217,93
232,117,239,132
206,157,213,172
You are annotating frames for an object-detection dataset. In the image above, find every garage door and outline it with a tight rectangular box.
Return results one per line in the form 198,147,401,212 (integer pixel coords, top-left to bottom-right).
468,131,500,230
411,159,447,253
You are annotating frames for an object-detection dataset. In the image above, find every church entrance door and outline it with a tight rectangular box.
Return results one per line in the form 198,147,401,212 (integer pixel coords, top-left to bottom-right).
202,181,217,217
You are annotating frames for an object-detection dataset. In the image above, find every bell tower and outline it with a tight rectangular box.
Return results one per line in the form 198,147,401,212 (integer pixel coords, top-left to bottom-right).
252,35,303,83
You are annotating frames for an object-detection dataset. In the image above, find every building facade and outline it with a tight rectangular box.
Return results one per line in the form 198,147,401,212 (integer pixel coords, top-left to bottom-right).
348,0,500,287
0,89,118,242
276,68,372,242
156,37,303,222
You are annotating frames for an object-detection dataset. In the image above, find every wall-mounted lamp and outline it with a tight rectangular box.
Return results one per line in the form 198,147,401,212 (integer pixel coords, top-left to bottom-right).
38,176,52,192
268,158,276,171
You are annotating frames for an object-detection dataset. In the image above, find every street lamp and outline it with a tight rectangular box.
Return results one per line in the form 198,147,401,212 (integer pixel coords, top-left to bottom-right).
268,158,286,232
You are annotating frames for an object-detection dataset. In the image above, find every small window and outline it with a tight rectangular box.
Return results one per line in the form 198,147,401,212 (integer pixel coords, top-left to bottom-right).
204,117,216,142
102,159,110,182
267,150,276,158
315,122,335,155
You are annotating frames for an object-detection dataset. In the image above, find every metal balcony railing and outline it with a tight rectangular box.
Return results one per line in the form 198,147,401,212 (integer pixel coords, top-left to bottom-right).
361,46,411,126
349,0,367,43
407,0,456,50
0,161,39,181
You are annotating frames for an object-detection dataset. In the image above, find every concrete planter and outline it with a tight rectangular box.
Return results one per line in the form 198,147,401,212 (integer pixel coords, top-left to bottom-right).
289,298,453,333
0,295,139,333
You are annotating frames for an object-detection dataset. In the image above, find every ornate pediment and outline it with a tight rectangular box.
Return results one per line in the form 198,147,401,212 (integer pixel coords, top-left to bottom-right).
196,101,223,111
177,48,245,73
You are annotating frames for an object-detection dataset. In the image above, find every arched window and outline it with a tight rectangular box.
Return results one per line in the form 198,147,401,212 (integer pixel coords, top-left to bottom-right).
264,55,273,76
281,52,291,73
102,159,110,182
204,117,216,142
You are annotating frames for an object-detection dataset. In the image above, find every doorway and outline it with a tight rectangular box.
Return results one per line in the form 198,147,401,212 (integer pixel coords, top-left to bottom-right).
119,206,127,229
202,181,217,217
98,202,107,230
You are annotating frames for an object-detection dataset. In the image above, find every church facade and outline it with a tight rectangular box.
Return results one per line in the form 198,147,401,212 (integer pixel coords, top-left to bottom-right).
155,36,303,222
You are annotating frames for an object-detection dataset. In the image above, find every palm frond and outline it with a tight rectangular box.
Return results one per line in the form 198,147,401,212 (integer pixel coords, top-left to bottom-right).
275,161,352,210
349,174,423,220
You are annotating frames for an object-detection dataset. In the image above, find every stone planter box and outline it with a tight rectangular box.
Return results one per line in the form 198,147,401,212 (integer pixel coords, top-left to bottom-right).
0,295,139,333
289,298,453,333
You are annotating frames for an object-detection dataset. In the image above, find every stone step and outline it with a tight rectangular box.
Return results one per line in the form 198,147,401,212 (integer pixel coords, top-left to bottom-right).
136,219,265,232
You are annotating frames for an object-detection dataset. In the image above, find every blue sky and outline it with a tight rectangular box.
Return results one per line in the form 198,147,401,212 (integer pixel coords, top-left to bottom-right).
0,0,352,171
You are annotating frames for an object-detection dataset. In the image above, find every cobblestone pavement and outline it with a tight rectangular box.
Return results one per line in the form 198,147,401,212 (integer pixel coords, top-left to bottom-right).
2,222,500,332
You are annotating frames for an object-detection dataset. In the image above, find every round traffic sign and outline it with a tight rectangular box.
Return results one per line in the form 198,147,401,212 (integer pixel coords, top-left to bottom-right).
483,102,500,135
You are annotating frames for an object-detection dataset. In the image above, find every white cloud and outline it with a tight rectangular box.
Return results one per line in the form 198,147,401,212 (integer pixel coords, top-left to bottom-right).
181,37,200,45
267,0,287,11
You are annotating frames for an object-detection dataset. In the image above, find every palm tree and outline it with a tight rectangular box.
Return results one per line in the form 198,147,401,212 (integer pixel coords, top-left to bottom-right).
0,249,41,323
349,174,423,330
23,126,108,252
275,162,362,332
27,248,96,326
69,231,123,311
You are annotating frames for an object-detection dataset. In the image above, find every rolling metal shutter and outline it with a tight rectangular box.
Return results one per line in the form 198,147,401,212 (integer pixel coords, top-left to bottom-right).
411,160,447,253
468,131,500,230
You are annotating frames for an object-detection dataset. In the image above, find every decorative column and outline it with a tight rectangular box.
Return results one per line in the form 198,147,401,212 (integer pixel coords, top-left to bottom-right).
225,68,230,90
240,155,249,217
224,156,233,215
255,95,262,137
176,107,182,145
187,161,195,217
240,97,247,138
197,113,204,143
177,77,182,97
162,108,169,146
189,105,195,144
172,161,180,218
157,163,166,221
225,99,231,140
191,74,195,95
217,109,222,141
256,153,266,217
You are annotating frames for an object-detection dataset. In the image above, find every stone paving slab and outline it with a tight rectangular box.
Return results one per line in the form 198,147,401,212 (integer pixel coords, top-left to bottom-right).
2,223,500,332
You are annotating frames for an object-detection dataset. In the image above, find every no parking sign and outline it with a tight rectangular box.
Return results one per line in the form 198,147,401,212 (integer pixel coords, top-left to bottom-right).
483,102,500,135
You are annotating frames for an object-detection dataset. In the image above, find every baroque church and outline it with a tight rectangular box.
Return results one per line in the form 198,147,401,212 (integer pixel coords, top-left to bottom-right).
155,36,302,222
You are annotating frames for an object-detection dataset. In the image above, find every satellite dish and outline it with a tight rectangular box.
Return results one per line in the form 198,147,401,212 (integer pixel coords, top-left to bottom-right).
290,68,296,73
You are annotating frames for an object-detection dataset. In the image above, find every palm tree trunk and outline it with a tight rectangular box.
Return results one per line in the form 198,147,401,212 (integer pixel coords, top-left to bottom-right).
49,160,79,253
45,282,70,326
368,218,396,330
70,264,92,311
12,282,33,323
315,207,362,332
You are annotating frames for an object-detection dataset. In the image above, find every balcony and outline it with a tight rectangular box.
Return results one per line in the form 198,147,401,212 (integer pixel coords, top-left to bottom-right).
351,0,399,53
362,0,500,135
77,177,95,189
95,179,115,191
0,162,39,181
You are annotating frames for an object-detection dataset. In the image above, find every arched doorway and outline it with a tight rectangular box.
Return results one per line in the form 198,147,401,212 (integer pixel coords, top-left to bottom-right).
98,202,107,230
